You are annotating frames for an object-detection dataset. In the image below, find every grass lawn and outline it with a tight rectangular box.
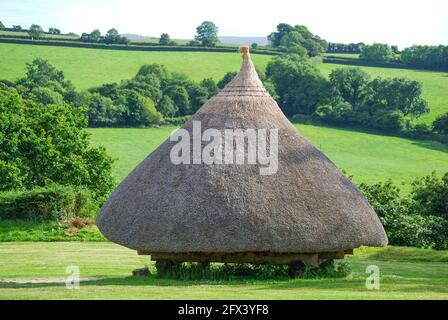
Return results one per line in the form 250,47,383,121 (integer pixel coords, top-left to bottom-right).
0,43,272,89
0,242,446,299
87,125,448,191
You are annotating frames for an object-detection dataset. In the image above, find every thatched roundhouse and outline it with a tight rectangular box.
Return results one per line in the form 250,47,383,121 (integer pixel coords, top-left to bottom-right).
97,46,387,272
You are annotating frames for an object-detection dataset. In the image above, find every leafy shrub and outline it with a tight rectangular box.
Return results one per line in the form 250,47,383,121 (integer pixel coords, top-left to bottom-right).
0,85,115,201
358,176,448,250
0,185,98,221
433,113,448,134
161,115,191,126
360,43,395,63
157,261,350,280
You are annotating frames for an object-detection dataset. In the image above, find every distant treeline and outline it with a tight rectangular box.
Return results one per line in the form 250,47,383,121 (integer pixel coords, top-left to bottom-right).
401,45,448,70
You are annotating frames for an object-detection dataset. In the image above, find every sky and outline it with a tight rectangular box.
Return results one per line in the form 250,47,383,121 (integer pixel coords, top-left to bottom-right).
0,0,447,48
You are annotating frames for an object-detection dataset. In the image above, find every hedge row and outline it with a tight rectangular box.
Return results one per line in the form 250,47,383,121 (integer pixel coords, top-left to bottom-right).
0,37,282,56
0,185,99,221
323,57,448,72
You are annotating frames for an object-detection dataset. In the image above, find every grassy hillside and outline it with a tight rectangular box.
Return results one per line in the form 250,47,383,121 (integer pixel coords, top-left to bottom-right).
88,125,448,191
1,43,446,123
0,242,446,299
0,43,272,89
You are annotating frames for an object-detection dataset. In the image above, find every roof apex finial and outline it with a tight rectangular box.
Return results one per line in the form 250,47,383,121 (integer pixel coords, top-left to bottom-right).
239,45,250,58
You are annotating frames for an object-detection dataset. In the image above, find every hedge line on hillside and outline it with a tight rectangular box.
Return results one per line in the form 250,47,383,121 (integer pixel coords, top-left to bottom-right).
0,37,282,55
323,57,448,72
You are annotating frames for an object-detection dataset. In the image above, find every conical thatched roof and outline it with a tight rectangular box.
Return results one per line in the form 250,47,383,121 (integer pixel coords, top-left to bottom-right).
97,47,387,255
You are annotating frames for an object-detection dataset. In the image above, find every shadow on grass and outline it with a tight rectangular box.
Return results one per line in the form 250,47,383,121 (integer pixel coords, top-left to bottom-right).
0,275,290,289
1,275,446,295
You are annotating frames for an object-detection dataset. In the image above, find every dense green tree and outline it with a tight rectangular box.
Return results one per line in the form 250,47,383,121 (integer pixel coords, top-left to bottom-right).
371,109,406,131
12,25,22,31
265,55,332,116
401,45,448,70
122,74,162,103
362,77,429,118
360,43,395,63
0,21,5,29
103,28,128,44
159,33,171,45
29,87,64,106
217,72,237,89
157,95,178,117
200,78,219,98
0,86,115,200
81,29,102,42
28,24,44,39
119,90,161,125
268,23,327,56
411,172,448,220
136,64,169,80
433,113,448,134
48,27,61,34
195,21,219,47
187,83,209,112
251,43,258,50
16,58,76,102
329,68,370,106
86,93,124,127
163,85,191,115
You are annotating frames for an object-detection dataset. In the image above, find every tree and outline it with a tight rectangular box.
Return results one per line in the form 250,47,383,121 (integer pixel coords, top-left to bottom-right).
12,25,22,31
433,113,448,134
268,23,327,56
28,24,44,39
80,29,102,42
200,78,219,98
157,95,178,117
187,83,209,112
104,28,120,44
360,43,395,63
120,90,161,125
329,68,370,106
0,86,115,200
48,27,61,34
217,72,237,89
251,43,258,50
164,85,191,115
195,21,219,47
361,77,429,118
0,21,5,30
411,172,448,220
159,33,171,45
86,93,124,127
16,58,74,100
265,55,332,116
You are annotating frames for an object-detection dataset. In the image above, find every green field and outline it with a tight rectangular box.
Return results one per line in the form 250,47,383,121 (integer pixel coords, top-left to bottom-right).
1,43,446,123
88,125,448,191
0,43,271,89
0,242,446,299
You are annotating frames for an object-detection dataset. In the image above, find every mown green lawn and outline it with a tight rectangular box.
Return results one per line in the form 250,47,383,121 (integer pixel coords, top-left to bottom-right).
0,242,446,299
0,43,272,89
87,125,448,191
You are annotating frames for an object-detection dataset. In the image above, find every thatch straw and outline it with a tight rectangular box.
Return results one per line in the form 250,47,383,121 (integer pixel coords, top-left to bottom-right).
97,46,388,255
